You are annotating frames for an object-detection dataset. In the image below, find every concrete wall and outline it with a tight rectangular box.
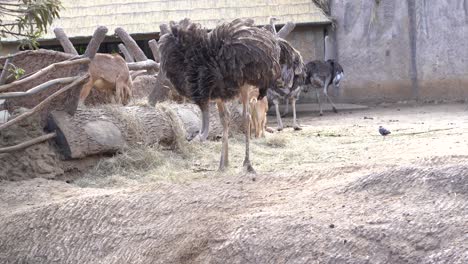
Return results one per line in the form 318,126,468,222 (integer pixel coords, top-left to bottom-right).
330,0,468,103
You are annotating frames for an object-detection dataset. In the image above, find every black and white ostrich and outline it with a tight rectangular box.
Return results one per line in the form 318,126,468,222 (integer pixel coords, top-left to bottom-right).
267,38,305,131
303,59,344,116
158,18,281,172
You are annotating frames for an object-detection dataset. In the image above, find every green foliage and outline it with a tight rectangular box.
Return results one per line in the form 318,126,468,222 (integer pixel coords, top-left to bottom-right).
8,64,25,79
0,0,62,49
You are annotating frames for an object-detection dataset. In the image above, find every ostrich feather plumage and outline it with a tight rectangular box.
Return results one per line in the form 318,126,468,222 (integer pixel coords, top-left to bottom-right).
159,18,281,107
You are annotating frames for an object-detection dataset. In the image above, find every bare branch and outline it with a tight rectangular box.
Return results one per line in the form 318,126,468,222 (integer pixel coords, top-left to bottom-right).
0,77,78,99
0,58,90,93
0,132,56,153
0,74,90,132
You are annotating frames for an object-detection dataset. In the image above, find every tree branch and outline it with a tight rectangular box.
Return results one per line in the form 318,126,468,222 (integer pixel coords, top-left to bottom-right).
0,58,90,93
0,132,56,153
0,77,77,99
0,74,89,132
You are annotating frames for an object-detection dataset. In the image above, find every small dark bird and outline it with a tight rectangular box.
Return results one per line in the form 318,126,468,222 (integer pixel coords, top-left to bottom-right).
379,126,391,137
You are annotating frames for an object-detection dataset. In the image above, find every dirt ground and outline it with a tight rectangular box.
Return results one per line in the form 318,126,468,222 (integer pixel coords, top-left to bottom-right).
0,103,467,263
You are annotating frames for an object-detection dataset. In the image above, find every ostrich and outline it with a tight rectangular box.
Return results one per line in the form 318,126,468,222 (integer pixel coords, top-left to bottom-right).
303,59,344,116
267,38,305,131
158,18,281,172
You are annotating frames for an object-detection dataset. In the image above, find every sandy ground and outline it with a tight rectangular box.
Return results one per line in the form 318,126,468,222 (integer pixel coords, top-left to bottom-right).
0,103,467,263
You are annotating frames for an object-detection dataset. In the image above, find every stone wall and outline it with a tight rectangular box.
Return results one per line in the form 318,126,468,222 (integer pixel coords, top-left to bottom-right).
330,0,468,103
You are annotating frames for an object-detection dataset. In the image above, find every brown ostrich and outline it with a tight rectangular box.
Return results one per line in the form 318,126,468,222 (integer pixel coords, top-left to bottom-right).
158,18,281,172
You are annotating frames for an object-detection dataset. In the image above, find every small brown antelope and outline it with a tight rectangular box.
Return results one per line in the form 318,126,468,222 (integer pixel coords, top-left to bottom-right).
79,53,133,105
249,87,269,138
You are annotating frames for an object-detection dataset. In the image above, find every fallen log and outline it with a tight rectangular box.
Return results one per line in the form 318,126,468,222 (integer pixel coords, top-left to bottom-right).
47,103,245,159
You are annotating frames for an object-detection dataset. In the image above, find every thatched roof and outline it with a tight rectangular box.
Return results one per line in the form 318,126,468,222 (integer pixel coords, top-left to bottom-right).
3,0,330,42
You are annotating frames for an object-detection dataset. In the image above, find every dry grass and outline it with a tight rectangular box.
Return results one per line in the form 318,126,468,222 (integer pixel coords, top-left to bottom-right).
75,104,468,188
264,133,288,148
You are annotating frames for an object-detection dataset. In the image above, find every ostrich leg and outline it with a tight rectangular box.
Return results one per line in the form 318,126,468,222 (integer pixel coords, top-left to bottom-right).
323,79,338,113
273,98,284,131
241,85,255,173
315,88,322,116
217,101,230,171
292,97,302,130
281,99,289,117
198,102,210,141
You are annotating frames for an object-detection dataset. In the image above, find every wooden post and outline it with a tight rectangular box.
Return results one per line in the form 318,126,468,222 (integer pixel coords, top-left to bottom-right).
115,27,147,62
118,44,134,62
148,39,160,63
84,26,108,59
159,24,169,35
53,28,79,55
277,21,296,39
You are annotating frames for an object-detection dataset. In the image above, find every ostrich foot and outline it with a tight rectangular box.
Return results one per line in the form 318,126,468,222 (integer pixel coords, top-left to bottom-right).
293,126,302,131
333,107,338,113
277,127,283,132
319,112,323,116
265,127,275,133
243,159,256,174
192,133,208,142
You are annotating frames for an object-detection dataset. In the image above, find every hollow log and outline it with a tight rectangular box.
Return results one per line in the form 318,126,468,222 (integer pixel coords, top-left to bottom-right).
84,26,108,59
47,103,245,159
118,44,134,62
277,21,296,39
54,28,78,55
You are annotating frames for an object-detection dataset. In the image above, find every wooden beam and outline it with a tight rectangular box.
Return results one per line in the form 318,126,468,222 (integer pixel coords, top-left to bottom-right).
0,133,56,153
53,28,78,55
0,77,77,99
0,74,89,131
